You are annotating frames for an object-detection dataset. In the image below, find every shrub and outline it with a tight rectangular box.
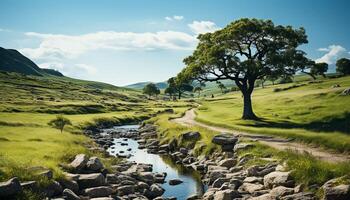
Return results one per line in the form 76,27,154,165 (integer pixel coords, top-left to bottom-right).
48,115,72,133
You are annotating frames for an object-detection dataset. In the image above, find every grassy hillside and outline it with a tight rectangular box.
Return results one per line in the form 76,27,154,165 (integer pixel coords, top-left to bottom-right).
195,76,350,152
125,81,168,90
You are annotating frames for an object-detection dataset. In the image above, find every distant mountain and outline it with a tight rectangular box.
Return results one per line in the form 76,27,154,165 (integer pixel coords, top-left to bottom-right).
0,47,63,76
126,81,168,89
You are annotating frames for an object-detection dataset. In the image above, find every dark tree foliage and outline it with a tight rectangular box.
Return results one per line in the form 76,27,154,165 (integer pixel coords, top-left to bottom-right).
143,83,160,97
48,115,72,133
336,58,350,75
217,81,226,93
181,18,310,119
166,76,193,99
311,62,328,78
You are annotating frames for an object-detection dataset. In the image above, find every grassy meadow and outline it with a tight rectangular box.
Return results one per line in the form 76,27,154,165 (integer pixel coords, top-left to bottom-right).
195,76,350,153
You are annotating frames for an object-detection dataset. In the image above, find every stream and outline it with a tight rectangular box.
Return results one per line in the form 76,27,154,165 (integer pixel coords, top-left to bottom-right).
105,125,206,200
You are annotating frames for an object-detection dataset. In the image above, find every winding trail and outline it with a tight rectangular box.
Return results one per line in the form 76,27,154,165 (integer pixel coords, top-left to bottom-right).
172,108,350,163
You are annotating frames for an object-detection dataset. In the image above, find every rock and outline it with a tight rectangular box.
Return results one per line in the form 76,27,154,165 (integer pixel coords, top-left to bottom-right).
341,88,350,96
117,185,135,196
182,131,200,140
148,184,165,198
179,148,188,155
218,158,236,169
229,178,243,190
83,186,113,198
0,177,22,197
209,170,226,185
20,181,38,191
90,198,115,200
212,134,238,151
244,177,263,184
62,188,80,200
137,172,155,184
213,189,240,200
106,174,120,184
281,192,315,200
186,194,199,200
69,154,88,171
264,171,294,189
44,180,63,197
86,157,104,172
249,193,275,200
239,183,264,194
59,179,79,194
169,179,183,185
212,178,230,188
77,173,106,189
137,181,149,191
270,186,294,197
203,188,218,200
323,184,350,200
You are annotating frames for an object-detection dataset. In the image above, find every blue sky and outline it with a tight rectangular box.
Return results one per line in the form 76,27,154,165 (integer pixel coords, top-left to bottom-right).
0,0,349,86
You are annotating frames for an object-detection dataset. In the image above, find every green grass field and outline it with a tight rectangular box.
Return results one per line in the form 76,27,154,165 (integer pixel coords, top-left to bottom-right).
196,76,350,153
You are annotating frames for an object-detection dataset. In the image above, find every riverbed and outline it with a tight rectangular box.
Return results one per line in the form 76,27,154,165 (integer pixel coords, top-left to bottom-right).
105,125,205,199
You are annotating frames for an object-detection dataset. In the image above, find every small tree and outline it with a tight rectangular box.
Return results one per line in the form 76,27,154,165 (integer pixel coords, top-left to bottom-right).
143,83,160,98
48,115,72,133
336,58,350,75
166,76,193,99
164,87,175,99
217,82,226,93
311,62,328,78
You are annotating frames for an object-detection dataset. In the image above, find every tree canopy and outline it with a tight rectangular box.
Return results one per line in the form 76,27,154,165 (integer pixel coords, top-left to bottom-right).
180,18,310,119
143,83,160,97
166,76,193,99
311,62,328,78
336,58,350,75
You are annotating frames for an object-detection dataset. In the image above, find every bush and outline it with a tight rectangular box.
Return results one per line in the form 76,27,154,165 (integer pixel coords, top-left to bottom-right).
48,115,72,133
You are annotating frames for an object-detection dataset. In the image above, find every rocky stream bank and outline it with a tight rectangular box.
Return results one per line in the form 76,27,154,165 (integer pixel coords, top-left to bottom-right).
0,124,349,200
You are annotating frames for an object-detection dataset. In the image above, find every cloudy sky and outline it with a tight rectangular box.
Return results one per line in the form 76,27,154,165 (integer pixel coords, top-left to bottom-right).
0,0,349,86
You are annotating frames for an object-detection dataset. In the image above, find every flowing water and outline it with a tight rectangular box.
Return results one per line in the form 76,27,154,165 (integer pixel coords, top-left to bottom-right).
105,125,206,200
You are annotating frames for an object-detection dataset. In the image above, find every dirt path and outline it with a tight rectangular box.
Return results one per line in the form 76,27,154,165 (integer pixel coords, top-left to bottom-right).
171,108,350,163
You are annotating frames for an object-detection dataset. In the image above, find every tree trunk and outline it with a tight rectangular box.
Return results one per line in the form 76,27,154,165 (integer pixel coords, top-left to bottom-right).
242,91,258,120
178,91,181,99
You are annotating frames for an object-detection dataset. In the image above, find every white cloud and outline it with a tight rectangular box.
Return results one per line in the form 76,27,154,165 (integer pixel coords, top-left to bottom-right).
315,45,348,64
20,31,197,61
165,15,184,21
0,28,11,32
39,62,97,76
188,20,220,35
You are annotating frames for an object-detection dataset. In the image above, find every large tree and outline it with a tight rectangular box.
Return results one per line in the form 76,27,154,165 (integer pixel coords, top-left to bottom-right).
181,18,309,119
336,58,350,75
143,83,160,98
311,62,328,78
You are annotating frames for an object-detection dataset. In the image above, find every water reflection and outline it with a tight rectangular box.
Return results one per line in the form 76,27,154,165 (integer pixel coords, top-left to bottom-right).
106,126,205,200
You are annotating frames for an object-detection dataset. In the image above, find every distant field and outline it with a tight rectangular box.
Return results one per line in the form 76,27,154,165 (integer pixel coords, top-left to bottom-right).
196,76,350,152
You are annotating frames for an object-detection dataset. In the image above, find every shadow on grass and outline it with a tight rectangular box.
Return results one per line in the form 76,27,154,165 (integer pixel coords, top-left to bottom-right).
240,112,350,134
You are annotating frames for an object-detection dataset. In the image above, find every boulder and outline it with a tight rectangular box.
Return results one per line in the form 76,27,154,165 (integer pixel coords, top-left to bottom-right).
69,154,88,171
323,184,350,200
137,172,154,184
213,189,240,200
106,174,120,184
341,88,350,96
83,186,113,198
90,198,115,200
117,185,135,196
59,179,79,194
212,134,238,151
86,157,104,172
218,158,236,169
62,188,80,200
209,170,226,185
44,180,63,197
0,177,22,197
264,171,294,189
270,186,294,197
234,143,254,152
77,173,106,189
249,193,275,200
148,184,165,198
239,183,264,194
281,192,315,200
244,177,263,184
169,179,183,185
182,131,200,140
20,181,38,191
212,178,230,188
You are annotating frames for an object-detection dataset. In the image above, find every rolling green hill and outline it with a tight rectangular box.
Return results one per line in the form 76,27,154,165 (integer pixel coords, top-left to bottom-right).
0,47,63,76
125,81,168,90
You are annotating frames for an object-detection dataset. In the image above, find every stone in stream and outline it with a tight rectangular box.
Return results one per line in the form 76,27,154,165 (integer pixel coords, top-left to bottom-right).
212,134,238,151
62,188,80,200
147,184,165,198
0,177,22,197
69,154,88,172
169,179,183,185
82,186,113,198
77,173,106,189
